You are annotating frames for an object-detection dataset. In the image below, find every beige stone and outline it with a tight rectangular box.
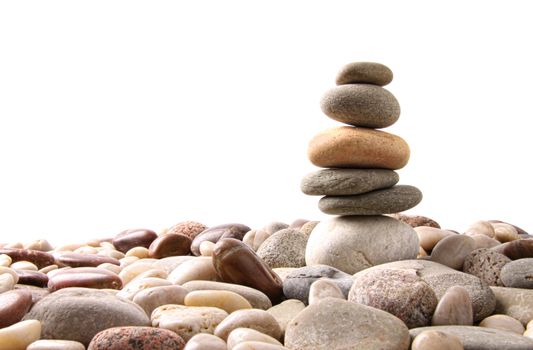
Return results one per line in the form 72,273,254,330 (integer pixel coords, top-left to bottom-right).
119,256,140,268
24,239,53,252
10,260,38,271
469,234,501,249
271,268,296,282
309,278,344,305
27,339,85,350
117,277,171,300
214,309,282,341
133,285,189,316
185,290,252,313
73,246,99,254
411,330,464,350
479,314,525,334
243,230,271,251
97,262,122,274
491,223,519,243
125,246,150,259
5,242,23,249
414,226,454,251
199,241,216,256
167,257,218,285
129,268,168,282
182,281,272,310
97,248,125,260
227,328,283,349
0,273,15,293
0,254,12,267
491,286,533,325
0,319,41,350
0,266,19,284
266,299,305,336
465,220,495,238
118,259,156,285
233,341,289,350
432,286,473,326
183,333,227,350
39,264,58,274
525,327,533,338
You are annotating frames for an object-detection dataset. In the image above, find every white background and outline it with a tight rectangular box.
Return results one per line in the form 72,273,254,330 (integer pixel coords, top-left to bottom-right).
1,1,532,245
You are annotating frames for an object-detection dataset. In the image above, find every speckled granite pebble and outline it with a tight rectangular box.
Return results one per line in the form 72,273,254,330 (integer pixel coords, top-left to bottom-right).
88,327,185,350
335,62,393,86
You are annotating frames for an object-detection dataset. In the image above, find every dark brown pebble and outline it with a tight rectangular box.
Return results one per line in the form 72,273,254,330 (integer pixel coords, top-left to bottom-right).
212,238,283,304
191,223,250,256
495,239,533,260
112,229,158,253
48,267,123,292
0,248,55,269
88,326,185,350
0,289,33,328
149,233,192,259
15,269,49,287
56,253,120,268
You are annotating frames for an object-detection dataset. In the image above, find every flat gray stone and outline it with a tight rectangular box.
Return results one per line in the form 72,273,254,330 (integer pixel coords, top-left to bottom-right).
256,229,307,269
500,258,533,288
335,61,394,86
318,185,422,215
301,168,399,196
410,326,533,350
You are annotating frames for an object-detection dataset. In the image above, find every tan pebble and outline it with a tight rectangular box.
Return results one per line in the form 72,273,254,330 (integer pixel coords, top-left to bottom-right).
117,277,171,300
133,285,189,316
418,246,428,258
465,220,495,238
414,226,454,251
271,268,297,282
119,259,153,284
528,319,533,329
0,273,15,293
411,330,463,350
167,256,218,285
119,256,140,268
24,239,53,252
233,342,288,350
39,264,58,274
468,233,501,249
130,268,168,282
158,227,169,236
185,290,252,313
0,319,41,350
97,248,125,260
432,285,473,326
73,246,99,254
0,266,19,284
97,262,122,274
54,242,84,252
299,221,319,237
199,240,216,256
10,261,38,271
27,339,85,350
0,254,13,267
99,241,116,249
183,333,227,350
308,278,345,305
525,328,533,339
479,314,525,335
126,246,150,259
5,242,23,249
47,266,71,278
491,223,519,243
214,309,282,341
227,328,283,349
243,230,271,251
266,299,305,336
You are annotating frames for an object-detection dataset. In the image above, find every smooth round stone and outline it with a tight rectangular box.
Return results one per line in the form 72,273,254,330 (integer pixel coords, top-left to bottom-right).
119,259,158,284
199,241,216,256
184,290,252,313
227,328,283,349
489,220,529,236
463,248,511,286
191,223,251,256
390,213,441,228
335,61,393,86
500,258,533,289
14,284,49,304
98,262,122,274
212,238,283,304
112,229,158,254
55,253,120,268
182,280,271,310
0,266,19,283
15,269,48,287
349,268,437,328
167,256,218,285
308,126,410,169
149,233,192,259
10,260,38,270
286,297,409,350
432,286,473,326
183,333,227,350
411,330,464,350
256,229,307,269
48,267,122,291
233,342,288,350
410,326,533,350
301,168,399,197
24,287,150,345
0,289,32,328
299,221,319,236
88,326,185,350
263,222,289,235
0,254,12,266
465,221,496,238
469,233,501,249
243,230,271,251
27,340,85,350
24,239,53,252
318,185,422,215
499,239,533,260
117,277,171,300
125,247,150,259
266,299,305,336
133,285,189,316
414,226,455,251
214,309,282,341
491,286,533,325
320,84,400,128
479,314,525,335
491,223,519,243
167,221,208,240
0,319,41,350
0,248,55,269
308,278,344,305
272,267,296,282
0,273,16,293
430,234,476,270
289,219,309,230
306,215,419,274
151,304,228,342
283,265,353,304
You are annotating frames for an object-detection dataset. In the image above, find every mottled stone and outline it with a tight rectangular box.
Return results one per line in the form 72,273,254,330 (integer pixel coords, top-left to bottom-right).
183,333,226,350
306,215,419,274
227,328,283,349
0,248,55,269
0,289,33,328
55,253,120,268
308,126,410,169
432,286,473,326
184,290,252,313
411,330,464,350
431,234,476,270
479,314,525,335
88,327,184,350
286,297,409,350
256,229,307,268
214,309,281,341
15,269,48,287
335,61,393,86
23,287,150,345
500,258,533,288
167,256,218,285
390,213,441,228
212,238,283,304
149,234,192,259
491,286,533,325
48,267,122,291
415,226,455,251
167,221,208,240
320,84,400,128
112,229,158,254
191,223,251,256
0,319,41,350
27,340,86,350
133,285,189,316
318,185,422,215
463,248,511,286
301,168,399,196
308,278,344,305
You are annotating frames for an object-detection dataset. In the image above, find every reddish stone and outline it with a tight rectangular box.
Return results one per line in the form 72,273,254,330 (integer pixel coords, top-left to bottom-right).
0,248,55,269
0,289,33,328
112,229,158,253
191,223,250,256
148,233,191,258
15,269,48,287
88,327,185,350
56,253,120,268
48,267,122,292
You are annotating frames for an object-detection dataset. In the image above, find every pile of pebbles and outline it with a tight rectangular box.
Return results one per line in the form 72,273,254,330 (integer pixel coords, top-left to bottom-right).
1,63,533,350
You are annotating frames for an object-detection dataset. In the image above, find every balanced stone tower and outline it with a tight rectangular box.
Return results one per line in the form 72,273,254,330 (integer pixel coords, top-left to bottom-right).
302,62,422,275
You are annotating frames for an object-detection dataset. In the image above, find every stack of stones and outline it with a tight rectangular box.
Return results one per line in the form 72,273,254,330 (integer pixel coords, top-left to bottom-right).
302,62,423,274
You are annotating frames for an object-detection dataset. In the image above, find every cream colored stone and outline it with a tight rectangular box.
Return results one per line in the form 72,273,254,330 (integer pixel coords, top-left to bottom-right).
0,319,41,350
266,299,305,335
185,290,252,313
24,239,53,252
491,223,519,243
119,256,140,268
98,248,125,260
0,266,19,284
99,241,115,250
233,342,289,350
54,242,84,252
97,262,122,274
0,273,15,293
0,254,12,267
479,314,525,335
125,246,150,259
10,260,38,271
167,257,218,285
47,266,71,278
73,246,99,254
243,230,271,251
199,241,216,257
183,333,227,350
27,339,85,350
414,226,454,251
309,278,345,305
411,330,463,350
39,264,58,274
117,277,171,300
465,220,496,238
271,268,296,282
214,309,282,341
118,259,155,285
525,327,533,338
5,242,23,249
418,246,428,258
227,328,283,349
130,268,168,282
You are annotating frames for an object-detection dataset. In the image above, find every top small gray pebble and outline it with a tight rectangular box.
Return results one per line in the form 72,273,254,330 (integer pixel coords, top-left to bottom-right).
336,62,393,86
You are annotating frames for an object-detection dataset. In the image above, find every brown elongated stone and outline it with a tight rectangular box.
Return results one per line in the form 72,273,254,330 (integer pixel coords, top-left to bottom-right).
15,270,48,287
149,233,192,259
48,267,122,292
56,253,120,268
0,248,55,269
432,285,473,326
0,289,33,328
112,229,158,253
497,239,533,260
212,238,283,304
191,223,251,256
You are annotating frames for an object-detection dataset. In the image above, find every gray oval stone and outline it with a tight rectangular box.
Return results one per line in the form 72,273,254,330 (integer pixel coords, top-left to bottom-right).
500,258,533,288
430,234,476,270
318,185,423,215
320,85,400,128
256,229,307,269
335,62,394,86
